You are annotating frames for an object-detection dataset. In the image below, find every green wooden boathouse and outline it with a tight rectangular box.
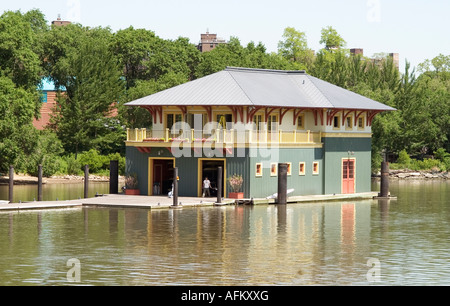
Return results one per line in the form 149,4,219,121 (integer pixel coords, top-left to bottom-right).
124,67,395,199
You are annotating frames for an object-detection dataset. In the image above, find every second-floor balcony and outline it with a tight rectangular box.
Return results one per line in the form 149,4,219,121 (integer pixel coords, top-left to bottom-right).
126,127,322,146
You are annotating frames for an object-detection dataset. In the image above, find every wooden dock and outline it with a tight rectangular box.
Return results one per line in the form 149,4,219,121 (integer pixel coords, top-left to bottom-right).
0,192,379,212
236,192,378,205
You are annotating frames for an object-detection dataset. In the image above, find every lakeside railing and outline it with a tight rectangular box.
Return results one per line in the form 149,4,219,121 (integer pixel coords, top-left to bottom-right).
126,128,322,145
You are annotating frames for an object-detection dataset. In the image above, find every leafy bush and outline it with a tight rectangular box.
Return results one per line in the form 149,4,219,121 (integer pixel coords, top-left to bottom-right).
409,158,441,171
65,155,83,175
389,148,450,172
435,148,450,161
391,156,447,172
22,130,64,177
397,149,411,167
60,149,125,176
444,158,450,172
78,149,108,174
434,148,450,171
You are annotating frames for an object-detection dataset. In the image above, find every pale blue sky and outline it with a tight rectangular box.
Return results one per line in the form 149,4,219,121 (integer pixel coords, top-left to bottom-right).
3,0,449,72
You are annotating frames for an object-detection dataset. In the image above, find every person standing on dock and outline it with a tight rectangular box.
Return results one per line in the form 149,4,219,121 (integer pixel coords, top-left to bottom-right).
202,177,211,197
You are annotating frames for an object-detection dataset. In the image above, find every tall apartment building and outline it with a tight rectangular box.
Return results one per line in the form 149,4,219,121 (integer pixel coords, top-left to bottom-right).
197,31,227,52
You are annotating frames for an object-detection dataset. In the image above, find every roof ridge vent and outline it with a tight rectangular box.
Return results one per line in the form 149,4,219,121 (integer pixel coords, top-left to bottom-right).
225,66,306,74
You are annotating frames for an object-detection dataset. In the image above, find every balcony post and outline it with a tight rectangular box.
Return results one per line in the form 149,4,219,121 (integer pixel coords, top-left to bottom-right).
165,128,169,142
307,130,311,143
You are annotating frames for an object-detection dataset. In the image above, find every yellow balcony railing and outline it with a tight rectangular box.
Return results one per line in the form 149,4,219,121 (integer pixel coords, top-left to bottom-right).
126,128,322,145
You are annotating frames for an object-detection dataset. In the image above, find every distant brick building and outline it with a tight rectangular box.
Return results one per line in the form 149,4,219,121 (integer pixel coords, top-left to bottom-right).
33,78,119,130
350,48,399,70
33,79,65,130
51,15,71,27
197,31,227,52
350,48,364,56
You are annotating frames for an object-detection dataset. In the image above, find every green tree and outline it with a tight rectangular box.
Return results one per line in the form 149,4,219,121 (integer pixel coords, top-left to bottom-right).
20,130,64,177
319,26,346,50
111,26,158,89
47,27,125,156
0,76,38,171
0,10,43,92
278,27,314,70
195,36,247,77
147,36,201,82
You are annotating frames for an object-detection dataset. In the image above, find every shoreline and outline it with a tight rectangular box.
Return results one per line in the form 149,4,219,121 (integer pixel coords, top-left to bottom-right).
1,169,448,186
0,174,125,185
372,169,449,180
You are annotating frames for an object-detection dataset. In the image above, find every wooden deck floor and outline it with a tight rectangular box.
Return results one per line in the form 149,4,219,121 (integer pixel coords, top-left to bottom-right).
0,192,379,212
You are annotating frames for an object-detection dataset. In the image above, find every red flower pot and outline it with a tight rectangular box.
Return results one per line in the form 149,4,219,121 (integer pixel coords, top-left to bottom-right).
229,192,244,199
125,189,141,195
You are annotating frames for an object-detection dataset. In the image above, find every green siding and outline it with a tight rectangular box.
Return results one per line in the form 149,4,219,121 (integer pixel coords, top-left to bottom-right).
176,157,199,197
126,136,372,198
323,137,372,194
126,146,250,197
125,147,150,194
248,147,324,198
226,153,250,198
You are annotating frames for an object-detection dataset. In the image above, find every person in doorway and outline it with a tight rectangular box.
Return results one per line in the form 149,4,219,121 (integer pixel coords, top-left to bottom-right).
168,183,174,198
202,177,211,197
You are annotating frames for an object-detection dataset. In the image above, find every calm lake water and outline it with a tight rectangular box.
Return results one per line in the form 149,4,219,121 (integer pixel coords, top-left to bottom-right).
0,179,449,286
0,182,115,203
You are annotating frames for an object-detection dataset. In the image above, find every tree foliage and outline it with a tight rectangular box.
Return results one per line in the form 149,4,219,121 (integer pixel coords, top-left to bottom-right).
42,25,126,155
0,10,448,175
320,26,347,50
277,27,314,70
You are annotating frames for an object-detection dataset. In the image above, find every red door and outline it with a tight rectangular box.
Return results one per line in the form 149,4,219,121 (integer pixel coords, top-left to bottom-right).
342,160,355,194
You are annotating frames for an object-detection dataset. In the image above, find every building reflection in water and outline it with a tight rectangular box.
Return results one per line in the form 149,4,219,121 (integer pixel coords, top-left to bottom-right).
138,202,375,285
0,201,386,285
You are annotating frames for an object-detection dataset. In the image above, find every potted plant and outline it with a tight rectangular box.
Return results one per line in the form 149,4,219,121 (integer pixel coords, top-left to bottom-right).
228,174,244,199
125,173,140,195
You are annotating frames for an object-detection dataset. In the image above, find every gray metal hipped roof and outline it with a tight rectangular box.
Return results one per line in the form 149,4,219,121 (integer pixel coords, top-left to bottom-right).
125,67,396,111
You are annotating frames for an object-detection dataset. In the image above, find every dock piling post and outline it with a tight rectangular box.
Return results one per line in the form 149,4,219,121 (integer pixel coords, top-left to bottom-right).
379,161,390,198
8,165,14,203
277,163,288,205
217,167,223,204
173,167,179,207
109,160,119,194
84,165,89,199
38,165,43,201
